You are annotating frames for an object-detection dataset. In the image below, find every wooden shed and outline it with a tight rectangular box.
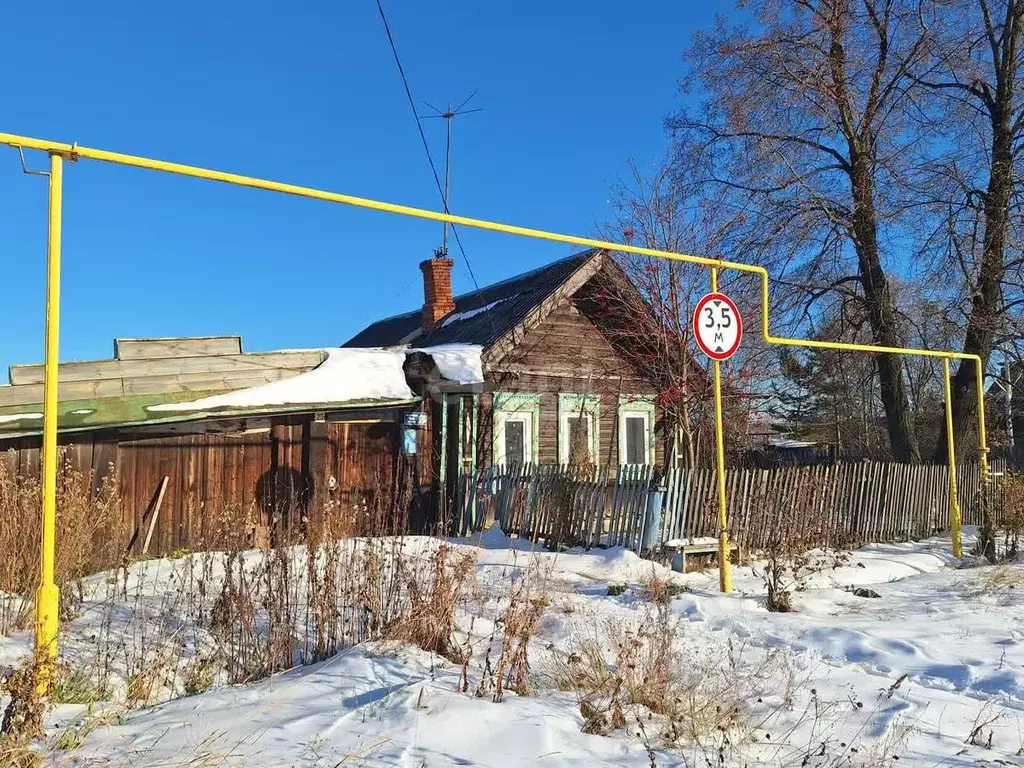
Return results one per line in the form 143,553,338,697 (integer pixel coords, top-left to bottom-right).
0,336,458,555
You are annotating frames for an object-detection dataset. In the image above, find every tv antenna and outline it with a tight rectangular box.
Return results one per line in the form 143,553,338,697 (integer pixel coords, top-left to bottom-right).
422,92,482,258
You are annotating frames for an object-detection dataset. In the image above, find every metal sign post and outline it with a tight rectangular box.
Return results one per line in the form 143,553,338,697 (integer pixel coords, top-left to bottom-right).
693,281,742,593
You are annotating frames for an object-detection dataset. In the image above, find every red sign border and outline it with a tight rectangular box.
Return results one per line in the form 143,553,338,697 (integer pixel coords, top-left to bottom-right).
693,292,743,361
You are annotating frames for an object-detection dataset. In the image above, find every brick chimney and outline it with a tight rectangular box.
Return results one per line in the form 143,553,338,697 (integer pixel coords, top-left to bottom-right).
419,256,455,330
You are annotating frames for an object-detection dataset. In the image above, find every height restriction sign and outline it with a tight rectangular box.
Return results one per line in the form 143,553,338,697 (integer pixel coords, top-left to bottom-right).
693,293,742,361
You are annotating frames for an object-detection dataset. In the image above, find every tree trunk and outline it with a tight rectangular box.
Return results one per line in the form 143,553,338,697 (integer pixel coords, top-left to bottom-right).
849,153,922,462
933,4,1020,462
826,1,920,462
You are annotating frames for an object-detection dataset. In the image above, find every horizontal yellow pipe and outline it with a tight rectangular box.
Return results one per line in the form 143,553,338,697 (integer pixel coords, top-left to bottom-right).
0,132,989,454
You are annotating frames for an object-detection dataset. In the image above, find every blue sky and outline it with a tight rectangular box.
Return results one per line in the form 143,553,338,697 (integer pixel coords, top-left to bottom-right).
0,1,724,374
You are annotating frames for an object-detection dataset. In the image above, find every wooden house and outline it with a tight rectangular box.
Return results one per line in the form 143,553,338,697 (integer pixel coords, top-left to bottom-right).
345,249,682,498
0,250,692,554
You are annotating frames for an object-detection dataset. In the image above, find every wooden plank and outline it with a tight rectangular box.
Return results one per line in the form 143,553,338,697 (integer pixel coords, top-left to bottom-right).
70,440,95,490
92,439,118,497
183,435,199,551
122,367,309,397
893,464,906,541
142,477,169,555
0,378,124,408
115,336,243,361
10,350,324,386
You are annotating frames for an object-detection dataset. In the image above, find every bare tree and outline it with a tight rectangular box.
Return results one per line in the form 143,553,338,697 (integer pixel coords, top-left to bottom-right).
669,0,942,461
775,280,957,457
594,158,776,466
920,0,1024,460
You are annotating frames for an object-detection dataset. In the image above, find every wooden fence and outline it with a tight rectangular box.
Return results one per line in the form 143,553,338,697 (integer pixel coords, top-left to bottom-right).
460,459,1004,554
663,460,1002,551
0,415,428,559
457,463,653,549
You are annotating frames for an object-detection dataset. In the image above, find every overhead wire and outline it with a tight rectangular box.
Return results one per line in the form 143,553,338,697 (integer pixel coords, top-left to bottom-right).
373,0,484,293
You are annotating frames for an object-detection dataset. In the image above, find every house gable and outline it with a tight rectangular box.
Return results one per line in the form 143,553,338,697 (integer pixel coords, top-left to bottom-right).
479,287,662,467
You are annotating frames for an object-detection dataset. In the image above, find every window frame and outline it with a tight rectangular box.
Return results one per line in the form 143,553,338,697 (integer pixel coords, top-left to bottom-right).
495,411,533,466
492,392,540,467
618,395,656,466
557,393,601,465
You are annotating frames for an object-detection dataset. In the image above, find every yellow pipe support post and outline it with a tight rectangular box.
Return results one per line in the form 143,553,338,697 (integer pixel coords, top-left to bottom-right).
0,132,992,593
35,152,63,690
975,356,991,484
943,359,963,558
710,267,732,593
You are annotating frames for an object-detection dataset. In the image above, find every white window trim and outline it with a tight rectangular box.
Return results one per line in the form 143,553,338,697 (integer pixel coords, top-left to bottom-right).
618,395,656,466
558,393,601,465
619,409,652,466
492,392,540,467
495,411,535,466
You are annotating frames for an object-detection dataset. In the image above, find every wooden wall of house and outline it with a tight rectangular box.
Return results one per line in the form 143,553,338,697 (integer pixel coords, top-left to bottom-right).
474,295,665,470
0,406,435,559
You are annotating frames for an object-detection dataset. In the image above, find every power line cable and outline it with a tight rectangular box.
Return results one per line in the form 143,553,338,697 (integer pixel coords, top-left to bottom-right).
373,0,483,293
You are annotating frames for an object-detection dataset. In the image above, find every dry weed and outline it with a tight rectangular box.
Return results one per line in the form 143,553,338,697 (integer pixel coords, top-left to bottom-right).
639,568,686,605
386,545,477,663
0,659,44,765
492,588,549,702
0,452,126,634
1000,473,1024,559
556,603,694,738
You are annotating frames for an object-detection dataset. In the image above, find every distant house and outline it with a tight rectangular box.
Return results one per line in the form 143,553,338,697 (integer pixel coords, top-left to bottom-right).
345,250,685,501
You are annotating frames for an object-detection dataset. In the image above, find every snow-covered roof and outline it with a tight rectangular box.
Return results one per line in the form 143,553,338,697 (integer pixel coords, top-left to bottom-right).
0,412,42,425
148,345,483,414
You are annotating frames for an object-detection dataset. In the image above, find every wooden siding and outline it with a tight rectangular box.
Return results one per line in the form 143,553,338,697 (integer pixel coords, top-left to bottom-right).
0,407,434,559
491,297,650,382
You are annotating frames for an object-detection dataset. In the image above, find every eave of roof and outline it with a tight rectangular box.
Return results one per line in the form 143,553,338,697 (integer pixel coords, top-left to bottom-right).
0,394,420,440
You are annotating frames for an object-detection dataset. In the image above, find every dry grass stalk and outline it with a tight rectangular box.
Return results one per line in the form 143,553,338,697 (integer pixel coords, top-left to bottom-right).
557,603,687,737
492,587,549,702
0,451,126,635
639,568,686,605
999,473,1024,559
555,604,799,757
0,659,44,766
0,462,432,712
386,545,477,663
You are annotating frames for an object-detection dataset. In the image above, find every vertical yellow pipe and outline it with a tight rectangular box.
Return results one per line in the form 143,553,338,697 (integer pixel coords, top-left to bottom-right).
35,152,62,689
711,268,732,593
943,358,962,558
974,357,990,483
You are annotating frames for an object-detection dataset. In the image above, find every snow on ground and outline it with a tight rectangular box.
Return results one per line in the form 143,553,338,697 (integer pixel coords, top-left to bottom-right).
2,529,1023,766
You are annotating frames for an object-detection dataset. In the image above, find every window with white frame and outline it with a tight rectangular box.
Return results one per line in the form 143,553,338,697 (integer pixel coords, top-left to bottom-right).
558,394,600,465
492,393,539,466
618,395,655,465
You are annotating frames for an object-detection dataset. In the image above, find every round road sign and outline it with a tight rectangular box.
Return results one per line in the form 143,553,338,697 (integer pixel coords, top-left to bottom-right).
693,292,742,361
